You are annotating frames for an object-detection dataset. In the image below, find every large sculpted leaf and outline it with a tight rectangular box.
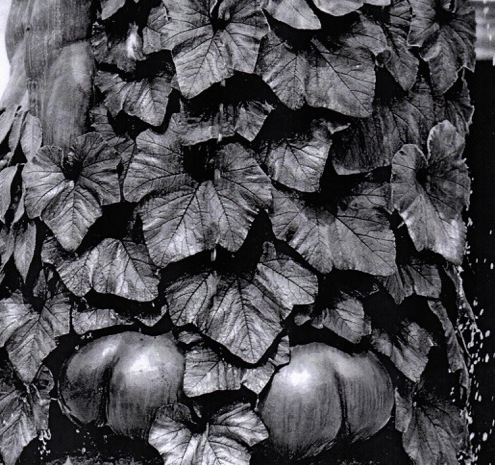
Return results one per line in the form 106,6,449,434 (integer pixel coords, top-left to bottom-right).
184,337,289,396
166,243,317,363
372,320,434,382
95,70,173,126
256,16,385,117
178,96,274,145
144,0,267,98
123,117,190,203
331,78,436,174
271,184,396,276
258,118,336,193
408,0,475,95
149,403,268,465
380,257,441,304
0,288,70,384
313,0,390,16
42,237,159,302
383,0,420,91
23,133,120,252
263,0,321,30
0,365,53,465
396,389,468,465
138,143,271,267
391,121,470,264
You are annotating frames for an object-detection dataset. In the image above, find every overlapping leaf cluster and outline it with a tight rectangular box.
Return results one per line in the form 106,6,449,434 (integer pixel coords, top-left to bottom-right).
0,0,476,463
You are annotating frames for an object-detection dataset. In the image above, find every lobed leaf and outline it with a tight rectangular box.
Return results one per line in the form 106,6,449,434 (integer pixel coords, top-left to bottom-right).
167,243,317,363
271,184,396,276
23,133,120,252
42,237,159,302
391,121,470,264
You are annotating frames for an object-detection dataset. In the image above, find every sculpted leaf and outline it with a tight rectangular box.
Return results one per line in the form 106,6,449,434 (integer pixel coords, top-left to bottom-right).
144,0,267,98
271,184,396,276
313,0,390,16
371,320,434,382
100,0,126,20
332,78,436,174
0,365,53,465
13,221,37,282
149,403,268,465
263,0,321,30
167,243,317,363
398,389,468,465
380,258,441,304
72,307,133,335
0,166,18,222
0,288,70,383
42,237,159,302
123,117,190,203
184,337,289,396
139,143,271,267
178,95,274,145
408,0,475,95
91,23,143,73
428,300,469,390
383,0,419,91
256,25,376,117
296,293,370,344
258,118,334,193
23,133,120,252
391,121,470,264
96,70,173,126
20,114,42,162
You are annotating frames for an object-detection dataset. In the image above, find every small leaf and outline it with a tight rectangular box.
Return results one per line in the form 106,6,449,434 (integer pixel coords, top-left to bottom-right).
258,118,333,193
91,22,144,73
8,109,26,153
297,293,370,344
72,307,133,335
263,0,321,30
0,106,19,147
14,221,37,282
139,143,271,267
383,0,420,91
0,288,70,383
43,237,159,302
184,337,289,396
167,243,317,363
101,0,126,20
23,133,120,252
0,166,18,222
144,0,267,98
372,320,434,383
271,184,396,276
149,403,268,465
380,258,442,304
20,114,42,162
391,121,470,264
398,389,468,465
428,300,469,390
0,365,53,465
96,70,173,126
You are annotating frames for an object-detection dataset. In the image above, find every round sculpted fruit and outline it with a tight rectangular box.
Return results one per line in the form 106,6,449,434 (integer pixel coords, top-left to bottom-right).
258,343,394,461
58,331,184,439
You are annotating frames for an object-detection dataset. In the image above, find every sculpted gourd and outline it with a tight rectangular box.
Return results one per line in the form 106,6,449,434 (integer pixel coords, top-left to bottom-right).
58,331,184,439
258,343,394,461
